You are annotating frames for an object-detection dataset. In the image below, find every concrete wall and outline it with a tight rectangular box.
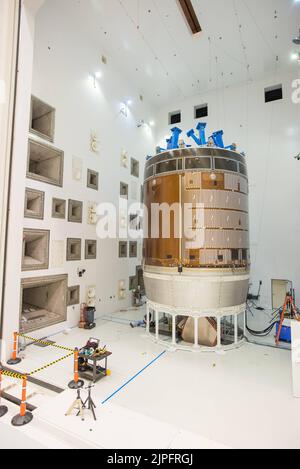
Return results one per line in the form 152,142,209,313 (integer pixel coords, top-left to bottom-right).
0,0,20,351
1,0,156,357
154,71,300,309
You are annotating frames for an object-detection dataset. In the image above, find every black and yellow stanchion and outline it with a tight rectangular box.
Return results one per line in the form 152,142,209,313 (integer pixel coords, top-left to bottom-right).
7,331,76,365
0,371,8,418
0,370,33,426
68,348,84,389
6,332,83,388
27,351,74,378
11,375,33,427
7,332,22,365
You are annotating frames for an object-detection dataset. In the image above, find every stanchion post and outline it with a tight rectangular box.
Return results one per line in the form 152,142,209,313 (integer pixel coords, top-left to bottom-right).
0,370,8,418
68,348,84,389
11,376,33,426
7,332,22,365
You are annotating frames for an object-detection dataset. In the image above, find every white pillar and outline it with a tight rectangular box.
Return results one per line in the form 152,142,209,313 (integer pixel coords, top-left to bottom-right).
234,314,238,344
217,317,221,347
155,310,159,342
172,315,176,346
146,303,150,334
194,317,199,348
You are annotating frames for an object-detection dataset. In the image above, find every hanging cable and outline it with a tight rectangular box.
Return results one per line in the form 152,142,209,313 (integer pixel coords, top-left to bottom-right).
245,302,282,337
232,0,253,83
208,37,212,85
152,0,201,92
118,0,186,99
241,0,278,60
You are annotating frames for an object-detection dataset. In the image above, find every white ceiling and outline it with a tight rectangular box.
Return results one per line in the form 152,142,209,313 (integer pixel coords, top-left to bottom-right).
44,0,300,107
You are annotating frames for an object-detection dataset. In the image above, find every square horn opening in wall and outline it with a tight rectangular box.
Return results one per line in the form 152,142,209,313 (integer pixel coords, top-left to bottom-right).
85,240,97,260
129,241,138,258
68,285,80,306
24,188,45,220
119,241,128,258
87,169,99,191
30,96,55,142
20,275,67,334
27,139,64,187
120,182,129,199
68,199,83,223
67,238,82,261
131,158,139,178
22,229,50,271
52,198,66,219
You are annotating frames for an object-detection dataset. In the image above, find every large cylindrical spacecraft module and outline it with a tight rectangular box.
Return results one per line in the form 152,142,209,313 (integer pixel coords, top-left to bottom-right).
143,141,250,351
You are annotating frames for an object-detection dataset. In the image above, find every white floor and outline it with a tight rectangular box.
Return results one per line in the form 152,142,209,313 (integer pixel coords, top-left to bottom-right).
1,307,299,449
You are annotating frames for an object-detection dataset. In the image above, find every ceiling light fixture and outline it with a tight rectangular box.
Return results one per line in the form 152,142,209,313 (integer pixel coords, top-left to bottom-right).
293,29,300,45
291,52,300,61
89,72,102,89
137,120,155,129
177,0,202,36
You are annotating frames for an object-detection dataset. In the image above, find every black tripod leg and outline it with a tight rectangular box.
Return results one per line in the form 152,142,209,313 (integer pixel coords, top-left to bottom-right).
91,404,97,421
82,397,88,409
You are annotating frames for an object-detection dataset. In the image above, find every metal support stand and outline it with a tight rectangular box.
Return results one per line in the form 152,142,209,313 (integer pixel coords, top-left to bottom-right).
82,385,97,421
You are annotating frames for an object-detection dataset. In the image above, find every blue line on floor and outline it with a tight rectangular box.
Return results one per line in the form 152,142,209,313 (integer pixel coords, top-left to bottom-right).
101,350,167,405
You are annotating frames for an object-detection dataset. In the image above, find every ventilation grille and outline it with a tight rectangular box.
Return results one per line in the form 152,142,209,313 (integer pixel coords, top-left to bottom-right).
265,85,283,103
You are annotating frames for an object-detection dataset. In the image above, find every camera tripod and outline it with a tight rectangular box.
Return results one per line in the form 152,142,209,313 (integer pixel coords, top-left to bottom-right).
82,384,97,421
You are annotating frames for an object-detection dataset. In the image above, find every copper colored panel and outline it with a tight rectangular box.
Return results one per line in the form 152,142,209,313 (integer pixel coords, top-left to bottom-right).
144,174,180,266
202,172,224,190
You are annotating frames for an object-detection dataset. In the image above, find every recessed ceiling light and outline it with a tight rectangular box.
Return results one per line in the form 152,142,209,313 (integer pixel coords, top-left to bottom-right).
293,29,300,44
291,52,300,61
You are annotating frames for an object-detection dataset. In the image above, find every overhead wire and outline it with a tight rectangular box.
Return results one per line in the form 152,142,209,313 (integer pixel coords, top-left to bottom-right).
118,0,186,100
232,0,253,83
246,301,282,337
241,0,278,60
231,0,280,271
152,0,201,92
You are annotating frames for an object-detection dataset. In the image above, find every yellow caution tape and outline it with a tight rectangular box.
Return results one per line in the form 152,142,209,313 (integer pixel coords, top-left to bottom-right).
0,370,25,380
28,352,74,377
17,333,74,353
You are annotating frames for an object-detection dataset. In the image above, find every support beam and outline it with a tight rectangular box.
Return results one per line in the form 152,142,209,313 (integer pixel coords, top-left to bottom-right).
177,0,202,36
172,316,176,346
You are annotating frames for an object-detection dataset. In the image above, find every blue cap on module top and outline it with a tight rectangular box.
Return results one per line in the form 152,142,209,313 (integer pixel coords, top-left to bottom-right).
149,124,245,158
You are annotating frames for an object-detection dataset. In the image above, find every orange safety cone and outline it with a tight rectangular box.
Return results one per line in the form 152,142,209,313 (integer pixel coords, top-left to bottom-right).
11,376,33,426
7,332,22,365
0,371,8,418
68,348,84,389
